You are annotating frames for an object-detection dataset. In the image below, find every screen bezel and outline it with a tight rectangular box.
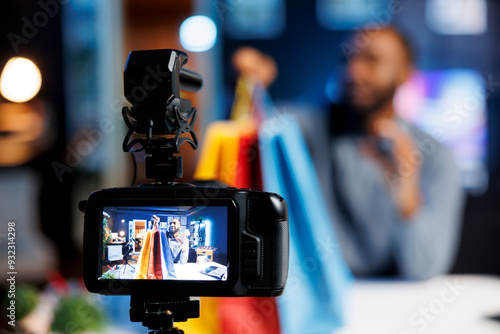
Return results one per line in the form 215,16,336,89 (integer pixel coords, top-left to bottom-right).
84,197,239,296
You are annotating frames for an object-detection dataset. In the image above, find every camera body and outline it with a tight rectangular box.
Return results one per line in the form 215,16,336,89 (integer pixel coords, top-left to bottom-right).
83,183,289,298
81,51,288,330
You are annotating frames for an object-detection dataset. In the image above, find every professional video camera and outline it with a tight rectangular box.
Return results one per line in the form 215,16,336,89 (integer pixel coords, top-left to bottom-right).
80,49,289,334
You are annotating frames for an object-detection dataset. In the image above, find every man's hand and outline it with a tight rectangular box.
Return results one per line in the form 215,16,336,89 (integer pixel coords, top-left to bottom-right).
177,234,189,252
152,215,160,226
365,119,423,219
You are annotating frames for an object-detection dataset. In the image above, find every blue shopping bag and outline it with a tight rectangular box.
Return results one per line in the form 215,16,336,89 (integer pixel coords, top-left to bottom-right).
259,115,352,334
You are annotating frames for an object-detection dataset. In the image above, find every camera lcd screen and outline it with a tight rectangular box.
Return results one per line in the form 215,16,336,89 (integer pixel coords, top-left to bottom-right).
100,205,228,281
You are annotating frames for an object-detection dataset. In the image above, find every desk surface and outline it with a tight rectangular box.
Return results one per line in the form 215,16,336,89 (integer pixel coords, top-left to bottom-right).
337,275,500,334
113,261,226,281
174,262,226,281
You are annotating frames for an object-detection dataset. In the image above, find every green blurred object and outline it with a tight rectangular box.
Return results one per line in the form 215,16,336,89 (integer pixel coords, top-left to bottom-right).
103,216,112,251
101,270,118,279
51,294,106,334
1,284,39,320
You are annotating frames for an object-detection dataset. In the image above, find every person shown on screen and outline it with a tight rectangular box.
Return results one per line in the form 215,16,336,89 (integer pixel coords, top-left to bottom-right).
168,218,188,264
309,26,465,280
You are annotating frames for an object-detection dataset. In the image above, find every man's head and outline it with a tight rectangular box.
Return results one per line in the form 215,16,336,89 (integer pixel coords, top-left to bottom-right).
169,218,181,235
342,26,414,116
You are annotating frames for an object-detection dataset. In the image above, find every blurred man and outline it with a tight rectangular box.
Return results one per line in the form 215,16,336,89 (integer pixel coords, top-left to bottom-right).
313,27,464,280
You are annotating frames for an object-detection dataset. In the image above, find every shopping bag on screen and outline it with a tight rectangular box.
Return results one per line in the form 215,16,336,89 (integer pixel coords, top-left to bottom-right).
147,229,163,279
259,115,352,334
160,230,176,278
133,230,152,279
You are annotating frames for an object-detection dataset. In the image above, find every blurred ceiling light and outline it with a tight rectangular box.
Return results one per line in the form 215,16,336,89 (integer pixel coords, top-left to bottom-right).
225,0,285,39
316,0,386,30
0,57,42,103
179,15,217,52
426,0,487,35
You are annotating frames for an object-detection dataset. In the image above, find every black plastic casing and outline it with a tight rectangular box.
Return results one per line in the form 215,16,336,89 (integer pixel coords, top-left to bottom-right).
83,184,289,298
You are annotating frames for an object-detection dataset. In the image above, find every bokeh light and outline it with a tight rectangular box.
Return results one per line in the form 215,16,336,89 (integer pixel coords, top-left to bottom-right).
179,15,217,52
0,57,42,103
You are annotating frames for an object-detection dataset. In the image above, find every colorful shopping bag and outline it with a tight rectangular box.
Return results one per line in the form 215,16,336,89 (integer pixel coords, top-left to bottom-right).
190,83,280,333
259,115,352,334
192,120,281,334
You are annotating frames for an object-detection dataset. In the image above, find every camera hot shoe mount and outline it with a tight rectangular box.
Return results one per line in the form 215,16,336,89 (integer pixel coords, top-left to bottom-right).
121,49,202,184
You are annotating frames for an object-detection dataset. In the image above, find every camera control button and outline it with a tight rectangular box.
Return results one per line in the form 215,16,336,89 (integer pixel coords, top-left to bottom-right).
241,234,260,282
244,259,257,266
242,249,256,257
243,240,256,248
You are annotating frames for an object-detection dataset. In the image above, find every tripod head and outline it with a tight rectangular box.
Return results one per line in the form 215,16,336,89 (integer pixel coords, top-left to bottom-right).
130,295,200,334
121,49,202,184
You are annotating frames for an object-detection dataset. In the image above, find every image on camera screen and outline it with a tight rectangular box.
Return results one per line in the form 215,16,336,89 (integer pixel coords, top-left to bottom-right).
99,205,228,281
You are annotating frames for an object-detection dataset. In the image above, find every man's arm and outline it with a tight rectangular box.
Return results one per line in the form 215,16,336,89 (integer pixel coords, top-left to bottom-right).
178,235,189,264
374,119,423,219
391,145,464,280
371,120,464,279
